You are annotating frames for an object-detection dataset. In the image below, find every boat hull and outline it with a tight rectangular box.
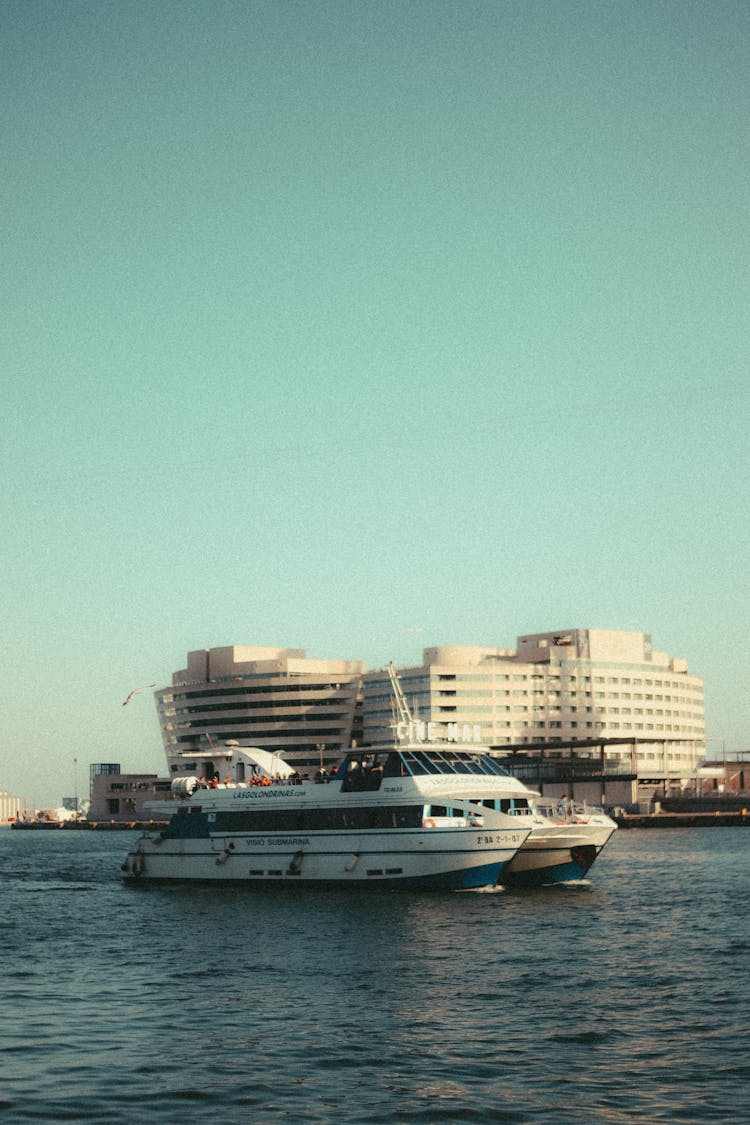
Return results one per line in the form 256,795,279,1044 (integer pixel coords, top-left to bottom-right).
122,826,529,890
500,823,616,888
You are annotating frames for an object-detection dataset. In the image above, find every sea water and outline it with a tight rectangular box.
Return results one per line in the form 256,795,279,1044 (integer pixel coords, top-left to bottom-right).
1,827,748,1123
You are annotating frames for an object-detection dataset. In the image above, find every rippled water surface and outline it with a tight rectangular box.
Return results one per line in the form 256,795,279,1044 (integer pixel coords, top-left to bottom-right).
1,827,748,1123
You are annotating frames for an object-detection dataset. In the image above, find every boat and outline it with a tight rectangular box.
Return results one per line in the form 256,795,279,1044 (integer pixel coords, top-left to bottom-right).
121,742,532,890
499,797,618,888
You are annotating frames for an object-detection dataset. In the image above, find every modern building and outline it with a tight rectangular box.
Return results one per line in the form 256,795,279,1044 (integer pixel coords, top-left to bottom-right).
362,629,706,808
155,646,365,778
144,631,706,808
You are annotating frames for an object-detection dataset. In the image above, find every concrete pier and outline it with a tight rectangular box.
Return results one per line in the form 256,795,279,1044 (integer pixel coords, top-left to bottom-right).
615,811,749,828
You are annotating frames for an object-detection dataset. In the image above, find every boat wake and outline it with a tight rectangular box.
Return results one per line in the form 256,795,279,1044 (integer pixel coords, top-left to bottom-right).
458,883,506,894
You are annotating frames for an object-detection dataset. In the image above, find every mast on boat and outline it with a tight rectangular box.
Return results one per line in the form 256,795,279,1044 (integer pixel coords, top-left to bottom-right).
387,661,413,738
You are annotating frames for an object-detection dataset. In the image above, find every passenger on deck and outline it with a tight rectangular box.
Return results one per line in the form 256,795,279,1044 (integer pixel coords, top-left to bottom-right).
365,762,383,790
348,761,365,790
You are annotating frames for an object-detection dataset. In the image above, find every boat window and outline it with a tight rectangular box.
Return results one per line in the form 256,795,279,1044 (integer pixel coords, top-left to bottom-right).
166,809,211,838
472,755,502,776
405,749,514,777
214,805,424,832
430,750,455,771
424,749,454,772
473,756,512,777
383,752,406,778
359,748,516,778
341,755,387,792
400,752,430,775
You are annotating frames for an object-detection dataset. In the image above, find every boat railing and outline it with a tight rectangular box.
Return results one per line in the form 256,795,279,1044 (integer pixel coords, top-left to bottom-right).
176,775,314,797
533,799,603,822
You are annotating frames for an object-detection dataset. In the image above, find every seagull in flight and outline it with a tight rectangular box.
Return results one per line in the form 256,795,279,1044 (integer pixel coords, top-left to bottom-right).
122,683,156,706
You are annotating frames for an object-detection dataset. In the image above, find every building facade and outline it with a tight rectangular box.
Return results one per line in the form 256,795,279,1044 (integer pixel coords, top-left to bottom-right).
362,630,705,806
89,772,172,821
0,789,31,824
147,632,706,806
155,646,364,778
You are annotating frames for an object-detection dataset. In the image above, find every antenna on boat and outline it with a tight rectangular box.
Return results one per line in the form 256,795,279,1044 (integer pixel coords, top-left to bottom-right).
387,662,412,726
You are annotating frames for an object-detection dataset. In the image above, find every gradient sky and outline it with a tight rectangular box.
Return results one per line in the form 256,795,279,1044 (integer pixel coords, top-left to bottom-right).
2,0,748,806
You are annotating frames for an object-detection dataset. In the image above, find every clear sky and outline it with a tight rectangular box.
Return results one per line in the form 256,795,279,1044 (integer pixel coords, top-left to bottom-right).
2,0,748,807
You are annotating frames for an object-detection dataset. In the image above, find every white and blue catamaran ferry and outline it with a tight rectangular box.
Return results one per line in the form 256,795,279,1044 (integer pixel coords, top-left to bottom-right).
121,740,534,890
122,664,538,890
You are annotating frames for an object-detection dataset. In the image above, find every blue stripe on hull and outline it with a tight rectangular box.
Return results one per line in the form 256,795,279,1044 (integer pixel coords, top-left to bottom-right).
410,859,506,890
501,857,591,888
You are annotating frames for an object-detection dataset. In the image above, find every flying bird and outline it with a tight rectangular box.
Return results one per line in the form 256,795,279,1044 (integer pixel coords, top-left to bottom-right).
122,683,156,706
